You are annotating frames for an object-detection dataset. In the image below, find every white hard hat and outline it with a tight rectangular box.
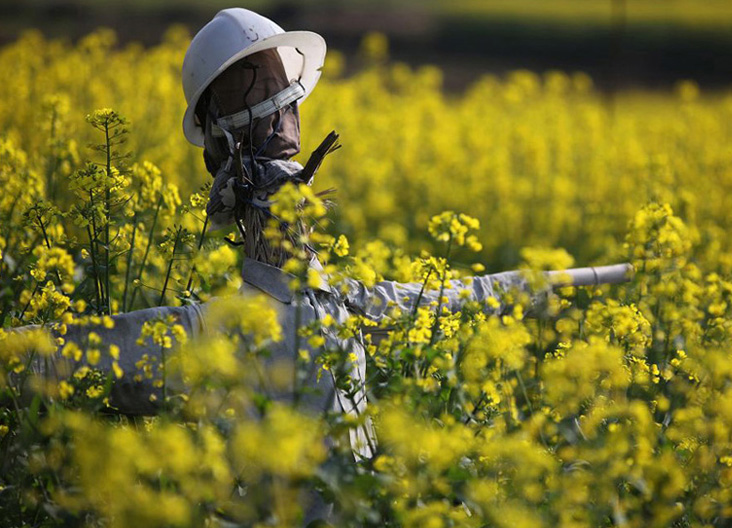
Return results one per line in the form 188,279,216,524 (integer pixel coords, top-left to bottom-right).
182,8,326,147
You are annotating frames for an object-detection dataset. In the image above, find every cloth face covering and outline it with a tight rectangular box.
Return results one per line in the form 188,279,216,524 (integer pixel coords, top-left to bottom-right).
201,49,301,165
200,49,306,231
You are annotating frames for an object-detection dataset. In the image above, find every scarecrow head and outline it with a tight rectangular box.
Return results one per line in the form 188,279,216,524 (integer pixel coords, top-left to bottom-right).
181,9,330,265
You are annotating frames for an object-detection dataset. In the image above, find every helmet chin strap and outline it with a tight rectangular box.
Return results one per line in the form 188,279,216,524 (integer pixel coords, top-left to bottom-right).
211,80,305,139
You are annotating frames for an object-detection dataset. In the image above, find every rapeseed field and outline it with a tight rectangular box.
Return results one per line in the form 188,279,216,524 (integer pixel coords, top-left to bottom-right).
2,29,732,527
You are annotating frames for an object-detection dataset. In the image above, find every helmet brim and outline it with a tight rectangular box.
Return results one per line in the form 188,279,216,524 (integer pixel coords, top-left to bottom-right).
182,30,326,147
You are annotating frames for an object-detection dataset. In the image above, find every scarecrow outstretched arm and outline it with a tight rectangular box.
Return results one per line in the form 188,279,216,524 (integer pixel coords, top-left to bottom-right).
344,263,633,323
343,271,524,322
25,304,205,415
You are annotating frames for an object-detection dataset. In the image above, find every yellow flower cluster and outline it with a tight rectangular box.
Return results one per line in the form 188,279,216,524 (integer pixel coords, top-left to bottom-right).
30,246,75,283
428,211,482,251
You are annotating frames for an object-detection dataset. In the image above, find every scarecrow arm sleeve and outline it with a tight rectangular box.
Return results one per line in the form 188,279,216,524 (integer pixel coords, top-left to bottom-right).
342,271,534,323
25,304,205,415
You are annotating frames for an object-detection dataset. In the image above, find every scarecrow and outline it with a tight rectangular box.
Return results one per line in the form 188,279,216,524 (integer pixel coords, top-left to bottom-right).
21,7,632,472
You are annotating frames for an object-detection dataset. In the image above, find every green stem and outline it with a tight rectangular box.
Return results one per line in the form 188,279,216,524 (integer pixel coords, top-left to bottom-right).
88,190,104,314
410,267,434,320
185,215,209,296
121,212,138,313
429,235,453,347
18,282,39,322
158,227,182,306
104,122,112,315
464,392,486,425
36,216,63,285
332,370,377,457
129,195,163,309
86,223,102,313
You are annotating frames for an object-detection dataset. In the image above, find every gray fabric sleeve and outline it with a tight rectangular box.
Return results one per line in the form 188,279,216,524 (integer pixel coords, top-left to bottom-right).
343,271,533,323
26,304,205,415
